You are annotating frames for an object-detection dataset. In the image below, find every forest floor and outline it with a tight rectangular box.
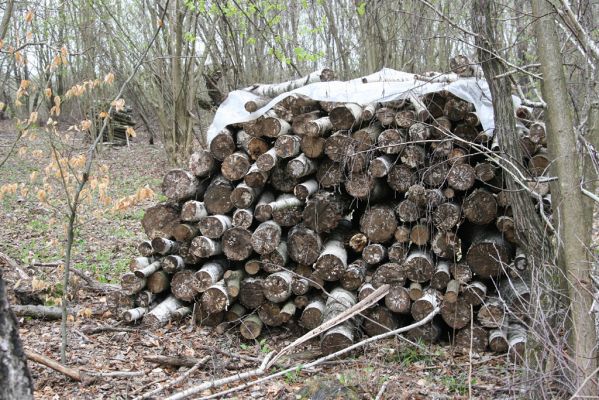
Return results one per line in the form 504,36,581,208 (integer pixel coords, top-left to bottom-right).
1,119,520,399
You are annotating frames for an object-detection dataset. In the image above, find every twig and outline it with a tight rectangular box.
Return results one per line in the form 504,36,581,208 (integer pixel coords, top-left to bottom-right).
168,308,441,400
81,324,139,334
375,380,389,400
164,353,274,400
143,354,208,368
84,370,146,378
0,251,29,280
569,364,599,399
135,356,210,400
25,349,81,381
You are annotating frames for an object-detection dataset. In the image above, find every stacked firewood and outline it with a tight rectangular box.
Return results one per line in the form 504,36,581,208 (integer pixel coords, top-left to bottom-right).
113,70,547,359
91,103,136,145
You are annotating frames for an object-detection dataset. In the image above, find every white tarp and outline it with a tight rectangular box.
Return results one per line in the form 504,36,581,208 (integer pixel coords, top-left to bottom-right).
207,68,522,140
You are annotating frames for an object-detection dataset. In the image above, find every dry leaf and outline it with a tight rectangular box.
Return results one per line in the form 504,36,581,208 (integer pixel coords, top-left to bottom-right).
126,126,136,137
24,10,34,23
104,72,115,85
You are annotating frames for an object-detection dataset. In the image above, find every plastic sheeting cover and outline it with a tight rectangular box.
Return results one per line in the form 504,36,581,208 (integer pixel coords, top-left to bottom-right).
207,68,522,142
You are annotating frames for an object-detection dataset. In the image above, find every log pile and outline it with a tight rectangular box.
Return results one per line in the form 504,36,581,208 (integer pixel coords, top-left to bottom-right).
115,68,547,358
92,103,137,145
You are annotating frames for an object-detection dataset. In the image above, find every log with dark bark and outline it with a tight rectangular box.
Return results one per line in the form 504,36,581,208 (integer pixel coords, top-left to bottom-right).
303,191,348,233
466,229,513,278
454,325,489,353
204,175,234,215
360,205,397,243
361,305,398,336
141,203,180,239
313,235,348,281
463,188,497,225
209,129,236,161
287,224,322,265
329,103,362,130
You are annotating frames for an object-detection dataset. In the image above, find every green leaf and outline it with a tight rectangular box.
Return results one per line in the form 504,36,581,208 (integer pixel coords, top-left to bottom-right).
356,1,366,16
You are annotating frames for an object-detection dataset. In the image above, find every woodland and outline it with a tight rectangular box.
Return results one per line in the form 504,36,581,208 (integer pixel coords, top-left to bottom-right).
0,0,598,399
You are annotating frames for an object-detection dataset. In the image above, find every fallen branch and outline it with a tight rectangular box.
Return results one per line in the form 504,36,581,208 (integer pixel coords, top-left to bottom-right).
135,356,210,400
12,305,74,320
0,251,29,280
143,355,207,368
81,324,139,334
167,307,440,400
25,350,81,381
267,283,390,368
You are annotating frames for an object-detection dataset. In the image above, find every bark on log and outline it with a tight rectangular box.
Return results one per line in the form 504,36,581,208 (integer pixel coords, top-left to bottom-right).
141,203,180,239
450,263,473,284
230,182,261,209
240,314,263,339
254,191,275,222
303,191,348,233
260,241,288,273
405,250,435,283
201,281,230,314
257,301,296,326
222,227,253,261
209,128,236,161
300,136,326,158
385,285,411,314
204,175,234,215
329,103,363,130
321,288,357,355
256,148,278,172
371,262,406,288
287,224,322,265
194,261,225,292
431,261,451,290
173,223,199,242
411,291,440,321
294,179,318,201
121,272,146,295
287,153,317,178
361,306,398,336
151,238,179,255
181,200,208,222
305,116,333,137
300,298,325,330
466,229,513,278
190,236,223,258
137,241,154,257
431,231,462,259
292,111,322,135
387,242,408,263
199,215,232,239
463,188,497,225
123,307,148,323
144,296,184,327
360,205,397,243
221,151,251,181
239,278,265,309
454,325,489,353
275,134,302,159
251,220,282,255
477,297,506,328
263,271,294,303
462,281,487,306
271,195,303,227
189,149,215,178
147,270,170,294
368,155,394,178
441,297,471,329
171,270,201,301
340,259,367,291
313,236,347,281
362,243,387,265
162,169,201,202
162,255,185,273
244,162,270,188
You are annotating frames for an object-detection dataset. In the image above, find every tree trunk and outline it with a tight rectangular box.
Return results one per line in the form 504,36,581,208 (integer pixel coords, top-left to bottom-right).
531,0,598,394
0,273,34,399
